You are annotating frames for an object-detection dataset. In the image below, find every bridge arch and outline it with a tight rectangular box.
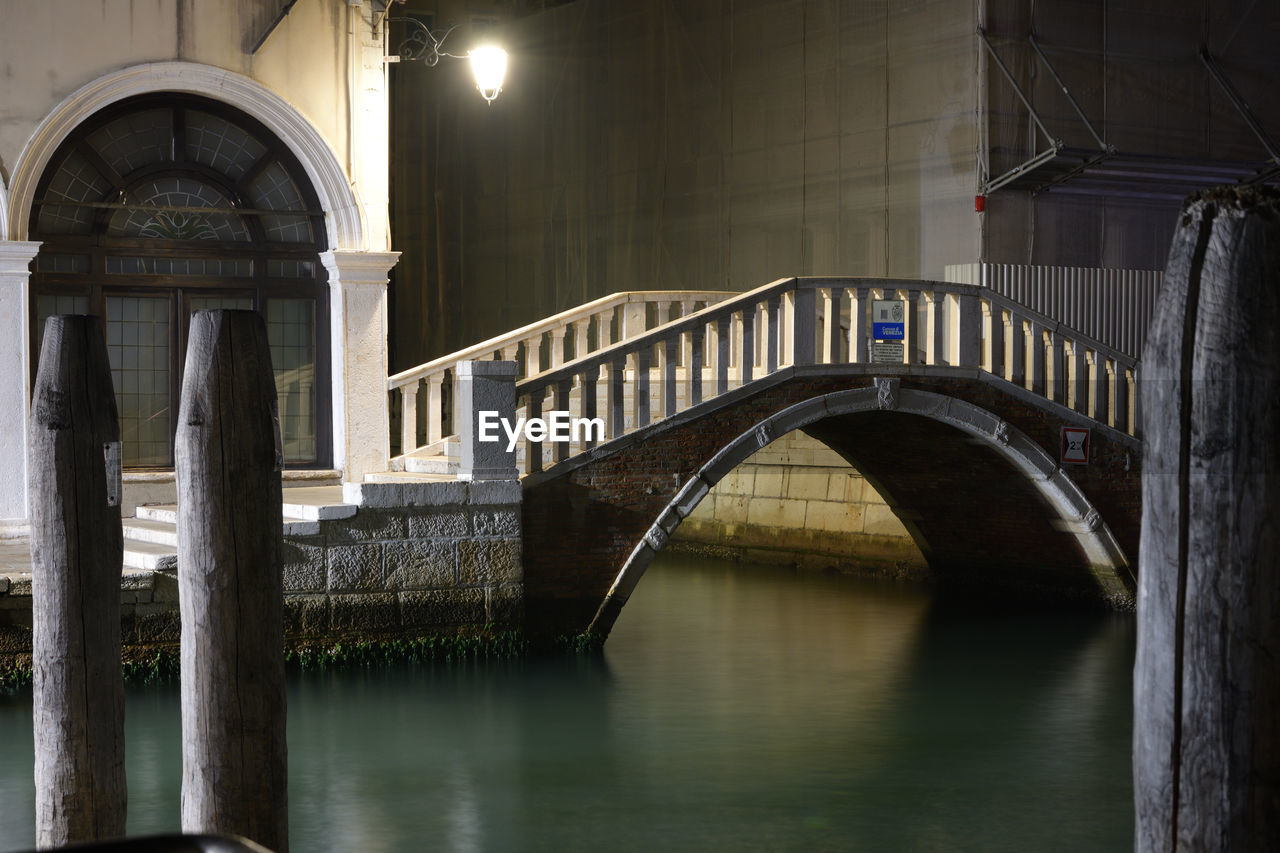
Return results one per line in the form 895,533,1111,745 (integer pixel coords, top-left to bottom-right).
584,379,1133,637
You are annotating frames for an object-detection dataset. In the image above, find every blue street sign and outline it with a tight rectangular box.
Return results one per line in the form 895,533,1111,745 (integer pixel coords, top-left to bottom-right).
871,299,906,341
872,322,904,340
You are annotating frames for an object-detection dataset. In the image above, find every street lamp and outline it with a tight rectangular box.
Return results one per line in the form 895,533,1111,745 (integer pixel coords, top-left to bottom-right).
389,17,508,103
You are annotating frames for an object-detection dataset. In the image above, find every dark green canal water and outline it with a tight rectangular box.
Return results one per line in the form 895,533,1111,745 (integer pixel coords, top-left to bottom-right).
0,554,1135,851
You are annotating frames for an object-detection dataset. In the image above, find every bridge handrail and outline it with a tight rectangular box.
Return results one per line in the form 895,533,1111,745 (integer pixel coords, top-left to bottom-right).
519,278,1138,388
389,289,737,455
510,275,1142,474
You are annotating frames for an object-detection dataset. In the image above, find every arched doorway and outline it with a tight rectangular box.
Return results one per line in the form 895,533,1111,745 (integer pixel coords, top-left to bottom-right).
28,93,330,469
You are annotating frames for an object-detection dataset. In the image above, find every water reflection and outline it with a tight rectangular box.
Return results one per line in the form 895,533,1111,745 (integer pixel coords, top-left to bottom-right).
0,554,1133,852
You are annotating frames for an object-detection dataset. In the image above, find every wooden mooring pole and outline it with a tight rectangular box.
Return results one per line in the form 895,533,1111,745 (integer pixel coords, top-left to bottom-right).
1136,186,1280,850
177,310,287,852
28,314,126,847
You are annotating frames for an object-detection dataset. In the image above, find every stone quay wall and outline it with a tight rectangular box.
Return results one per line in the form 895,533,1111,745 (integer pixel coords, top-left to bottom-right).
0,480,523,671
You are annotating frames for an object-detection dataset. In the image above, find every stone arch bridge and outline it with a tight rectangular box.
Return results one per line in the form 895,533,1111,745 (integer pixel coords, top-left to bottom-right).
389,277,1142,643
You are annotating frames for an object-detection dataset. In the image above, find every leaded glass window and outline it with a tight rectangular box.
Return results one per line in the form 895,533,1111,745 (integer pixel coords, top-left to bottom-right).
29,94,331,469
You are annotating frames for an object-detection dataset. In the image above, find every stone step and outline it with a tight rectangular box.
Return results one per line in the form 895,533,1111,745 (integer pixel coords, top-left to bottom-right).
122,538,177,572
122,517,178,547
404,454,457,475
363,471,457,484
135,504,325,535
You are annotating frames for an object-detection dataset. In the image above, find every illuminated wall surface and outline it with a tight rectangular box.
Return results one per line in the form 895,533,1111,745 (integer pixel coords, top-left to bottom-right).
389,0,1280,368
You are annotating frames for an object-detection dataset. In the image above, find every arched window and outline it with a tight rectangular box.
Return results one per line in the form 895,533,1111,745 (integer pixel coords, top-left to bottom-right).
29,94,330,468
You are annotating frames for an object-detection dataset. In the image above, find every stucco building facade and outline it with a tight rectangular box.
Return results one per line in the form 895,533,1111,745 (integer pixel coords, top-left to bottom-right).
0,0,401,531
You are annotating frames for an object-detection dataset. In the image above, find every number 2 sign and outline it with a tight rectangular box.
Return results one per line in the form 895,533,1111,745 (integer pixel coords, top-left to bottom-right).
1061,427,1090,465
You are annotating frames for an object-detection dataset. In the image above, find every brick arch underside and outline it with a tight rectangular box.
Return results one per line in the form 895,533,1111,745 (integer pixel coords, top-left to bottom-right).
803,413,1098,599
519,374,1140,643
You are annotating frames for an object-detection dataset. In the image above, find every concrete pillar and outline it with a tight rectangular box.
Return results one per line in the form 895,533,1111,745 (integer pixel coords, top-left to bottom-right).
0,241,40,529
457,360,518,482
320,249,400,484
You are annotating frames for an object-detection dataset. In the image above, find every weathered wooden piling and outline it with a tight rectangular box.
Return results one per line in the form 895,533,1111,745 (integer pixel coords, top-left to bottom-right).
176,310,287,852
28,314,127,848
1135,186,1280,850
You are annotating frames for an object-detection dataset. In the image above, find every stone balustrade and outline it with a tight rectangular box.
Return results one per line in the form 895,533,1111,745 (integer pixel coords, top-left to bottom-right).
387,290,735,459
512,276,1141,475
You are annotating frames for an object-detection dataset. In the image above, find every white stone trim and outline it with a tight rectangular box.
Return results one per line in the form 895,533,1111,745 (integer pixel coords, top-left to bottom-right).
0,241,42,524
0,180,8,242
322,250,400,483
7,62,365,250
589,385,1132,632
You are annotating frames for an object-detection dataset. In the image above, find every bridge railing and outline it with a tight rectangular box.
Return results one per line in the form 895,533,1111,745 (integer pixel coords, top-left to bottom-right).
387,290,736,458
513,276,1140,474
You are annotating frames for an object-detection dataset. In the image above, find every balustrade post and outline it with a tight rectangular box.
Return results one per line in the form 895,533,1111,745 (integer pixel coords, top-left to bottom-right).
707,316,720,378
622,302,645,378
779,292,794,366
766,295,781,373
523,336,542,379
983,301,1004,376
1115,366,1131,434
1029,322,1047,397
926,291,944,365
900,288,920,364
524,391,543,474
790,287,816,366
957,293,982,367
579,369,599,449
755,303,767,369
400,384,419,456
426,375,444,445
501,344,518,363
555,378,572,463
598,309,614,348
634,346,652,429
622,301,646,342
549,328,568,369
689,325,705,406
1007,313,1026,388
1093,354,1110,426
851,287,870,363
716,315,732,394
661,336,678,417
607,357,626,439
1048,331,1065,404
1104,361,1117,428
823,287,844,363
679,301,695,367
730,313,743,379
740,307,756,385
1071,342,1088,415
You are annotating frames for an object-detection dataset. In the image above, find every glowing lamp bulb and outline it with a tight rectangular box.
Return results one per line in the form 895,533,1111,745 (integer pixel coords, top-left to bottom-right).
469,46,508,103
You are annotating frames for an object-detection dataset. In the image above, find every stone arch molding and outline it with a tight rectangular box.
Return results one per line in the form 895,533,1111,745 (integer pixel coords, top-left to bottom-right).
7,61,365,250
586,379,1130,636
